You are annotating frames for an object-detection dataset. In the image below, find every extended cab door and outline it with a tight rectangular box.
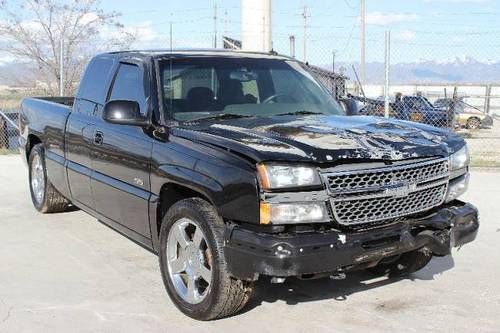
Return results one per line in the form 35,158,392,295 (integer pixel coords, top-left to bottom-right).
65,56,116,209
90,61,154,240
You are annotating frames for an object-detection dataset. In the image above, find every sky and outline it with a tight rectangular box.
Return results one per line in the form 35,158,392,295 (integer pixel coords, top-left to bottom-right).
2,0,500,67
94,0,500,66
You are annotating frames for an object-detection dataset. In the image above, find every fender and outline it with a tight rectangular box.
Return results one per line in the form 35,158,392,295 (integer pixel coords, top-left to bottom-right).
154,164,225,208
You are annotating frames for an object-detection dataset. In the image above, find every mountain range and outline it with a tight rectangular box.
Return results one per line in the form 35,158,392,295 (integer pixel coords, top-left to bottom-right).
334,56,500,85
2,56,500,87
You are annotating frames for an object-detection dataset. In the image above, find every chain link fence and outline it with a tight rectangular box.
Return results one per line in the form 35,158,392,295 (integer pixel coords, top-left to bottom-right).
2,20,500,167
0,109,19,154
272,29,500,168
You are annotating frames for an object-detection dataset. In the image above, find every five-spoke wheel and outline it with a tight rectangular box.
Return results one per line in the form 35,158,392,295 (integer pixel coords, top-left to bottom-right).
167,218,213,304
159,198,254,320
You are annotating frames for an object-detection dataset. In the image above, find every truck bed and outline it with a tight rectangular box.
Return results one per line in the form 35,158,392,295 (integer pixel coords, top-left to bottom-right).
19,97,74,161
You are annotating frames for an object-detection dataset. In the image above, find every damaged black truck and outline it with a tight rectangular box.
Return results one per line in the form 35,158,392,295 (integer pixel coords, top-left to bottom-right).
19,50,478,320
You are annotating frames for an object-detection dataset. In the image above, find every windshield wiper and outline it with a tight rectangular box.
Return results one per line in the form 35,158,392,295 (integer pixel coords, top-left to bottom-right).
189,113,253,122
276,110,324,116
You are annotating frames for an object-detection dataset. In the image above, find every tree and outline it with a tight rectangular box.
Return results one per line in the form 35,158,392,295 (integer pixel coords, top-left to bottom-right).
0,0,135,95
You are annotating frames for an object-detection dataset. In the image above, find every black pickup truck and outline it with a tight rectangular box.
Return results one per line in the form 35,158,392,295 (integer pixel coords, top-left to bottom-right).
19,50,478,320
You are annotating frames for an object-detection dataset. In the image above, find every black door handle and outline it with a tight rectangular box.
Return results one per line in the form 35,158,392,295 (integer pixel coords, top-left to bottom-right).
94,131,104,146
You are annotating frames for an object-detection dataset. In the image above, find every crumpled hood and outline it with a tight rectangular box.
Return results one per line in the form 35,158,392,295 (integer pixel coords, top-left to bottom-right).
175,115,465,163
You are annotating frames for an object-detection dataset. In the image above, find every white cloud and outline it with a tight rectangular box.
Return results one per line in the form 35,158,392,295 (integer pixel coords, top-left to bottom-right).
394,30,416,41
365,12,419,26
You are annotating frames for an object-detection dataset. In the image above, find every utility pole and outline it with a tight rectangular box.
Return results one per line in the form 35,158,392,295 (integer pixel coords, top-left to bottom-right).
60,37,64,97
302,5,310,62
332,50,336,73
384,31,391,119
224,9,229,36
213,2,218,48
360,0,366,84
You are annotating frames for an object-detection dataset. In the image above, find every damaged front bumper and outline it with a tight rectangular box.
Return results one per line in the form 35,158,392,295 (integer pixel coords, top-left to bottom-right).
224,200,478,281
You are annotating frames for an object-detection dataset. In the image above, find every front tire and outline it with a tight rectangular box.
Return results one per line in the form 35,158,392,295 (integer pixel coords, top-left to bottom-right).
28,144,70,213
159,198,254,320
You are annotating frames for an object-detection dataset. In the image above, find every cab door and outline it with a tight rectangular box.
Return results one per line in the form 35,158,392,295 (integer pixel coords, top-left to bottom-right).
65,56,116,209
90,62,154,239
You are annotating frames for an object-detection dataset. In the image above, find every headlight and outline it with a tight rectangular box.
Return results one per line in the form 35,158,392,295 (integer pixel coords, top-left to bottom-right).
449,145,469,177
260,202,330,224
257,163,322,190
446,173,469,203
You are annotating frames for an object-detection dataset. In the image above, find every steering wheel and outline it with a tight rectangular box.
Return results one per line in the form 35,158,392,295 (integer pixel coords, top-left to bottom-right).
262,93,288,104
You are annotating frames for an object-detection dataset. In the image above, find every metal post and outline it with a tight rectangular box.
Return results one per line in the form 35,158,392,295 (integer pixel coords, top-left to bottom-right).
360,0,366,84
213,2,218,48
484,84,492,115
60,37,64,97
169,21,173,51
384,31,391,118
289,35,296,58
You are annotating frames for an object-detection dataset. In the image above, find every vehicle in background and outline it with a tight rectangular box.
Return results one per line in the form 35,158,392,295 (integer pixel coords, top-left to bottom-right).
353,94,453,128
434,98,493,130
19,50,479,320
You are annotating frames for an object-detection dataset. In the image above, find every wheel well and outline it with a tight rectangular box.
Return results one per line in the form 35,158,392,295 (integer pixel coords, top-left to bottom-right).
468,116,481,122
26,134,42,161
157,183,212,235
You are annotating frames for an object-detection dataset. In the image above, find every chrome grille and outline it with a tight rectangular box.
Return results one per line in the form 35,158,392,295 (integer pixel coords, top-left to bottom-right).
323,158,449,225
326,159,449,193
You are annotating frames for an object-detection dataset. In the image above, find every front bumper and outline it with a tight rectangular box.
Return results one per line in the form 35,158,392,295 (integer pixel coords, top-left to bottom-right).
224,201,478,281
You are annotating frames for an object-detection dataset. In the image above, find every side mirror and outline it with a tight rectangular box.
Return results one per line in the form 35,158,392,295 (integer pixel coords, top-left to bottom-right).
339,98,359,116
103,100,149,126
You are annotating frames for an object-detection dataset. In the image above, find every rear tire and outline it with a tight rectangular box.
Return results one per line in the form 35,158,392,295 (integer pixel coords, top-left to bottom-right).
466,117,481,130
368,248,432,277
28,144,71,213
159,198,254,320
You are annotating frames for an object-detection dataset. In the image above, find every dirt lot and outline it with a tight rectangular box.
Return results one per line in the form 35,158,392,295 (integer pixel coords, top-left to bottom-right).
0,155,499,332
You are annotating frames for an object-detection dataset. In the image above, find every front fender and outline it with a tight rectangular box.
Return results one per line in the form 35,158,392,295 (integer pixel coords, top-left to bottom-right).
155,164,225,208
152,161,260,225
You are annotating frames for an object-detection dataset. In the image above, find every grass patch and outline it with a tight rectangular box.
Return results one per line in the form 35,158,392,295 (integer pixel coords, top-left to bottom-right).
458,131,473,139
470,158,500,168
470,151,500,168
0,148,19,155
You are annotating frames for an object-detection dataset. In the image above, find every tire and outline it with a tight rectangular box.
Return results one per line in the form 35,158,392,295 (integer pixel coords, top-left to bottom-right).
466,117,481,130
368,247,432,277
28,144,71,213
159,198,254,320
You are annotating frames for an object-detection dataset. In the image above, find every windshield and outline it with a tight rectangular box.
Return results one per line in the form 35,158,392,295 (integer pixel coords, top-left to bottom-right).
160,57,344,121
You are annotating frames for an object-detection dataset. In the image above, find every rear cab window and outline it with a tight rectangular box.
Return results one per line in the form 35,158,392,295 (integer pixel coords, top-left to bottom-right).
75,56,116,117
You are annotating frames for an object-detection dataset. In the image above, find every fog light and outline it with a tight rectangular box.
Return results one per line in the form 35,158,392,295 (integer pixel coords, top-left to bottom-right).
260,202,330,225
446,173,469,203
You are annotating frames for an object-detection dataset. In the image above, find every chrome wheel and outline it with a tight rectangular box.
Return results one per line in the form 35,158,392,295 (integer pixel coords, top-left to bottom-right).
166,218,213,304
31,154,45,205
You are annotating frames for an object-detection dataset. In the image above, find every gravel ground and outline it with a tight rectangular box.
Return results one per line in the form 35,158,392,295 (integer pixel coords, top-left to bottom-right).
0,155,499,333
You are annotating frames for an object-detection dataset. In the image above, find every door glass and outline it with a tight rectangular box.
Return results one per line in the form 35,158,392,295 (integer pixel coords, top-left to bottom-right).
109,64,147,115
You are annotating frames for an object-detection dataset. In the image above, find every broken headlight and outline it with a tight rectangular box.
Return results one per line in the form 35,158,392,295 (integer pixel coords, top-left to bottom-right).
447,145,470,202
449,145,469,178
256,163,321,190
